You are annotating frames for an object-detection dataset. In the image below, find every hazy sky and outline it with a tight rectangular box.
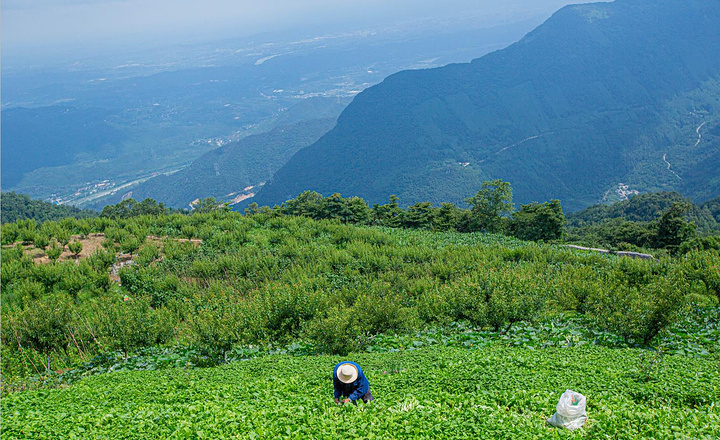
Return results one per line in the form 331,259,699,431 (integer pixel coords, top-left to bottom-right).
2,0,592,54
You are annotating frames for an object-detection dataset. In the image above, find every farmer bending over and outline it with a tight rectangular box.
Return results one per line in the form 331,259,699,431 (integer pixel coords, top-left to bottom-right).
333,361,374,405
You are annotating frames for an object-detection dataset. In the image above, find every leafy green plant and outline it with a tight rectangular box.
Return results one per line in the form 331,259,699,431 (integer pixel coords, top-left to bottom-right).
34,234,50,251
9,292,74,362
3,346,719,438
91,296,173,358
55,229,71,249
46,242,63,262
67,241,83,258
1,223,20,245
119,235,142,255
134,244,160,266
636,349,666,382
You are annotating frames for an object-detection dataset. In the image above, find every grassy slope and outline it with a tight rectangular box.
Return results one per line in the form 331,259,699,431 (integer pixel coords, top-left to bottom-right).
2,346,719,439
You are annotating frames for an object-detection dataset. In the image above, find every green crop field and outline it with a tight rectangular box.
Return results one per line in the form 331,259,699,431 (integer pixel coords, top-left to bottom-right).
3,346,719,439
2,210,719,438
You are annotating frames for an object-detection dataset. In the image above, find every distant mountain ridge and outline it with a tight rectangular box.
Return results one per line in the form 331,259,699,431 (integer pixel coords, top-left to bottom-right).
254,0,720,211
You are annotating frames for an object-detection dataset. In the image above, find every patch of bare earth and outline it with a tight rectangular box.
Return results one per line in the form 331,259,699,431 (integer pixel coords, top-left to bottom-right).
8,234,201,267
39,233,106,264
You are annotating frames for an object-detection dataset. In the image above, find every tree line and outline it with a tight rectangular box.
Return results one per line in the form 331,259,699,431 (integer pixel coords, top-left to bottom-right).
4,183,716,254
247,180,566,242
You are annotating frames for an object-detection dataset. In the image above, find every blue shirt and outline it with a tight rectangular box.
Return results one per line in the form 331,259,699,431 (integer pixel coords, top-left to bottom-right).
333,361,370,401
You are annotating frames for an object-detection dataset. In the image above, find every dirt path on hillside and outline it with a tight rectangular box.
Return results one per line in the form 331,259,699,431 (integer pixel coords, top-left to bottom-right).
477,131,555,165
695,121,706,147
662,153,682,181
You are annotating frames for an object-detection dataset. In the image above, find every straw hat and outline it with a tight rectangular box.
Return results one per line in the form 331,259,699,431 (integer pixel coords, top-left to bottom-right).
337,363,358,384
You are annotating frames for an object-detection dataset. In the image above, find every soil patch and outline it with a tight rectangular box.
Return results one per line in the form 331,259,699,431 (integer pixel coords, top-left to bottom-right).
7,234,202,265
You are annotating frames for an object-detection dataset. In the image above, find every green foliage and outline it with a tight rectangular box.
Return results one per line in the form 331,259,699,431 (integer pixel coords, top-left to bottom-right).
191,197,231,214
118,267,179,308
1,192,96,224
91,296,174,357
568,192,718,231
305,306,363,356
5,292,74,356
185,283,250,358
2,211,718,392
681,251,720,302
33,234,49,250
46,242,63,262
1,223,20,245
566,194,715,254
280,191,373,225
119,235,143,255
636,350,666,382
274,187,710,255
86,248,117,271
276,182,558,242
54,228,71,248
466,179,514,233
680,235,720,254
586,265,690,345
2,346,719,438
100,198,170,219
372,195,404,228
101,237,118,252
702,196,720,223
653,202,697,253
509,200,565,241
134,244,159,266
67,241,83,257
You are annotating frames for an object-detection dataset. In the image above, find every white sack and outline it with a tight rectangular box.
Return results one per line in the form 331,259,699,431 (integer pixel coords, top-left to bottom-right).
547,389,587,430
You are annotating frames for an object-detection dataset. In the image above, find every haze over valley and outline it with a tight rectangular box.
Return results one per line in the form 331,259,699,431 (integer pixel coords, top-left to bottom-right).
2,0,590,209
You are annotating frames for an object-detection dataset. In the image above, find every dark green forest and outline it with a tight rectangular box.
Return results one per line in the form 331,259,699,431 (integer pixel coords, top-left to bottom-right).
565,192,720,254
567,192,718,228
1,193,97,224
259,187,717,255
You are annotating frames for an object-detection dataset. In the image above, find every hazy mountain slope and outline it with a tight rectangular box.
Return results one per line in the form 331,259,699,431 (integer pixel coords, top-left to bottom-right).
255,0,720,211
1,107,125,189
98,118,336,209
3,10,552,205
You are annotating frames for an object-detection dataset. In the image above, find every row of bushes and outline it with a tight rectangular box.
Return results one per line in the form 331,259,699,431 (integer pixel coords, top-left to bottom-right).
2,213,718,378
